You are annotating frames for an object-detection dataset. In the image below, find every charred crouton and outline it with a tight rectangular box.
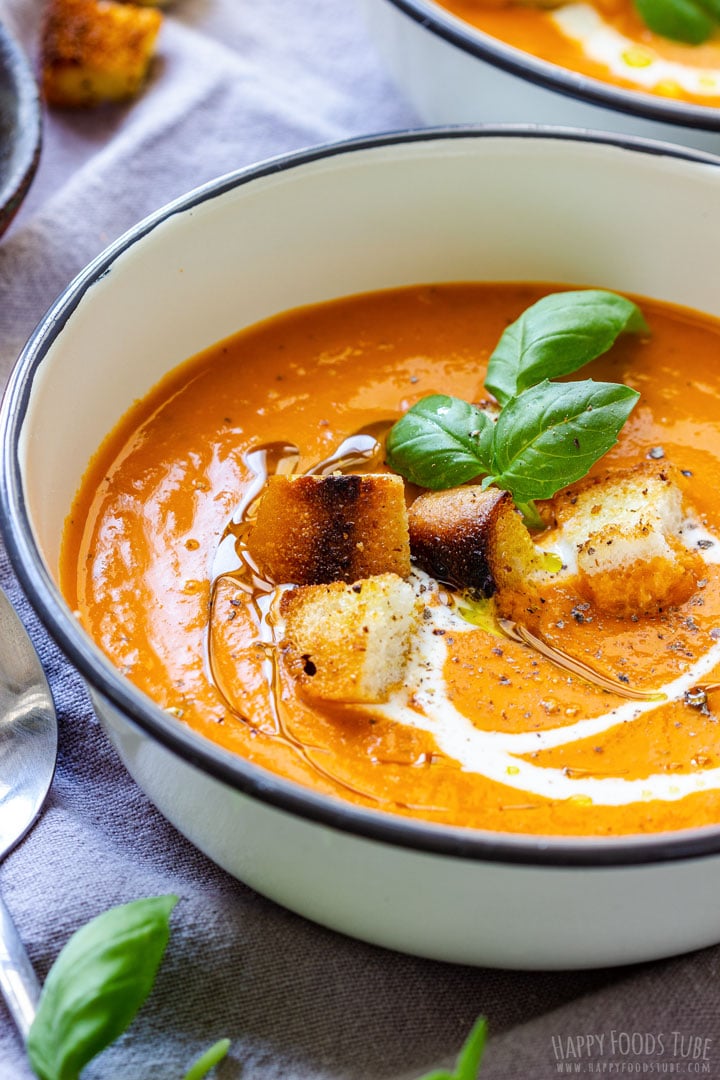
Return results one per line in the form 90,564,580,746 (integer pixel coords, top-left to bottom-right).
551,462,702,616
280,573,420,703
41,0,162,107
246,473,411,586
408,486,547,595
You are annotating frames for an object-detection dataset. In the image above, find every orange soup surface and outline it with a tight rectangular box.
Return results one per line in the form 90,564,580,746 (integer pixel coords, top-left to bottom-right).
435,0,720,107
61,283,720,837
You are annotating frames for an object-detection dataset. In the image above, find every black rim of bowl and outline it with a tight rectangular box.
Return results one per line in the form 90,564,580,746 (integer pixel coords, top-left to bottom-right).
379,0,720,132
5,126,720,870
0,23,41,235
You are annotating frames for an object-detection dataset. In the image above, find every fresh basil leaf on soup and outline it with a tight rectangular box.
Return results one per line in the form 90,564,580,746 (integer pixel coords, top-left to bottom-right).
485,379,640,504
385,394,495,488
485,289,647,407
634,0,715,42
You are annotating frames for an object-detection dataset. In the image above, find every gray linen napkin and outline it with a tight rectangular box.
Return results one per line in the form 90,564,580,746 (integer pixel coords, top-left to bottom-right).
0,2,719,1078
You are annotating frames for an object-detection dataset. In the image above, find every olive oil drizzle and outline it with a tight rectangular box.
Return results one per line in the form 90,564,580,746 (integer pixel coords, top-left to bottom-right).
498,618,667,702
206,429,436,809
456,596,665,701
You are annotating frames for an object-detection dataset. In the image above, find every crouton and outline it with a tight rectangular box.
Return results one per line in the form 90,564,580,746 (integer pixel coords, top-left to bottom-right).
41,0,162,107
280,573,420,703
246,473,411,586
408,485,547,595
551,462,702,616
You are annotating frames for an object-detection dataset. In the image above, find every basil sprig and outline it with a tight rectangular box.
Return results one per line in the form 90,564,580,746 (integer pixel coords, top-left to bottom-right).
416,1016,487,1080
184,1038,232,1079
27,895,178,1080
485,289,646,407
386,289,644,517
634,0,717,43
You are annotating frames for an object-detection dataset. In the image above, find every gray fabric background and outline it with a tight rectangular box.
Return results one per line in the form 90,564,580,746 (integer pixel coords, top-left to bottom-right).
0,1,719,1077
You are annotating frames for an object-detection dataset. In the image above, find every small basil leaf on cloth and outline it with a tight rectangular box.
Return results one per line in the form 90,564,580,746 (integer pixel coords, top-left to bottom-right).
696,0,720,21
634,0,715,40
27,895,178,1080
415,1016,488,1080
452,1016,488,1079
385,394,494,489
183,1038,232,1080
486,379,640,504
485,290,647,407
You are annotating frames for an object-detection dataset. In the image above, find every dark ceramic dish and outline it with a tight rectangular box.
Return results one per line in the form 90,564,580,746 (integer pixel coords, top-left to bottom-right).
0,22,41,239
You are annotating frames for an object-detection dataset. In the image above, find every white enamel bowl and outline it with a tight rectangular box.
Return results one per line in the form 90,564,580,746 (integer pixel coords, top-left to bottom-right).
359,0,720,154
4,129,720,970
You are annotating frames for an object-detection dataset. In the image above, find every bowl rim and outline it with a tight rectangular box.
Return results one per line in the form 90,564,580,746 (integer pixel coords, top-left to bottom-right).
0,22,42,236
376,0,720,131
5,125,720,870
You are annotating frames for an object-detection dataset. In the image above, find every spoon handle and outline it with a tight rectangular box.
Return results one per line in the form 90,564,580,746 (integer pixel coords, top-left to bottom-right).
0,894,40,1040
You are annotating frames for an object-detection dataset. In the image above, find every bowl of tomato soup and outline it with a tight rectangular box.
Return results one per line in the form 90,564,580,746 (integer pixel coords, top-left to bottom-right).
4,129,720,969
359,0,720,153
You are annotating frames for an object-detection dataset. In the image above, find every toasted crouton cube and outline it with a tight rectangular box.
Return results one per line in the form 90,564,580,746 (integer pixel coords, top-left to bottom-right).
551,462,701,616
408,486,546,595
42,0,162,107
246,473,411,586
280,573,419,703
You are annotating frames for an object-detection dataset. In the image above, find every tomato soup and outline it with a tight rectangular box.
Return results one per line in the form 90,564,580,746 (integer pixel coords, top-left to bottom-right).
61,283,720,836
436,0,720,107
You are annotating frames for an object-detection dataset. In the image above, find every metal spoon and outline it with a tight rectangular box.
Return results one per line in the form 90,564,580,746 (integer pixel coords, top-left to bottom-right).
0,587,57,1039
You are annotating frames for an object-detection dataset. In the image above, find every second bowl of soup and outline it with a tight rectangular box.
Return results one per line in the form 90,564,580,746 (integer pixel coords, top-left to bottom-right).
360,0,720,153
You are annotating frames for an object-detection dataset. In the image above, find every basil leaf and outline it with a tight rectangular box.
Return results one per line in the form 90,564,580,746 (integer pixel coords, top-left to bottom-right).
696,0,720,20
634,0,714,41
385,394,494,489
515,499,545,530
27,895,178,1080
485,290,647,407
454,1016,488,1079
415,1016,488,1080
183,1038,232,1079
487,379,640,503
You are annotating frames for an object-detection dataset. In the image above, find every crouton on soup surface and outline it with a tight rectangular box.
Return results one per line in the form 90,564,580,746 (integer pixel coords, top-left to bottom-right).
280,573,420,704
408,486,548,595
246,473,411,585
550,462,702,616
